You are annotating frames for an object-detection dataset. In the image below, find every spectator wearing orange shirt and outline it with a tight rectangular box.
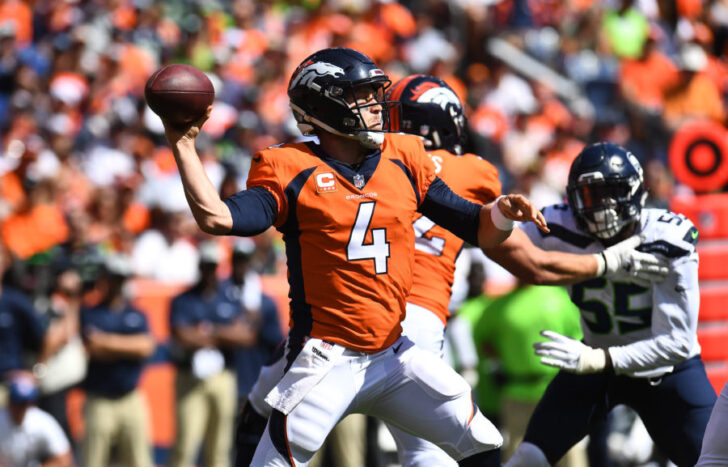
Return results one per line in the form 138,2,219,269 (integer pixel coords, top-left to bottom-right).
663,44,726,130
619,33,679,113
1,178,69,261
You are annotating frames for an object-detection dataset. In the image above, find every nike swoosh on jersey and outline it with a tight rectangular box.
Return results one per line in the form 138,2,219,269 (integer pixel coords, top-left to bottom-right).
392,342,403,354
253,155,262,162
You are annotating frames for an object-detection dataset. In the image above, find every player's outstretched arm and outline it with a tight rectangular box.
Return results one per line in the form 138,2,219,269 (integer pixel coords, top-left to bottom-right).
477,194,549,249
163,105,233,234
483,228,599,285
483,230,669,285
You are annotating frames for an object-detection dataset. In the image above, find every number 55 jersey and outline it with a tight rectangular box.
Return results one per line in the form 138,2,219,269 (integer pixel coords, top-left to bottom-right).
521,204,701,379
232,133,482,353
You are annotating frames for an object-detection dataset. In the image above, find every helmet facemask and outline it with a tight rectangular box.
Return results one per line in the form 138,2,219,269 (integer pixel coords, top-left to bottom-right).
568,174,646,239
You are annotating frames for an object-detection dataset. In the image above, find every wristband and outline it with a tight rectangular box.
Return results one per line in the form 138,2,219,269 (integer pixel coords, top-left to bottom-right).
594,252,607,276
490,196,515,231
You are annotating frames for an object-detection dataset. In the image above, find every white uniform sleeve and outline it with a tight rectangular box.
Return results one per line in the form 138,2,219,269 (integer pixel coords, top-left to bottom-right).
37,409,71,457
518,221,545,248
608,253,700,374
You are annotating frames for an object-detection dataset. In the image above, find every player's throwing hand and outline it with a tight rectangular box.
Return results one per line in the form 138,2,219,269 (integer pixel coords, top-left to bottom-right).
163,105,213,147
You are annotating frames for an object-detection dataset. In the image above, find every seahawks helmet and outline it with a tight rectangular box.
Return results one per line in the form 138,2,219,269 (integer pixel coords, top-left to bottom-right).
566,142,647,240
387,75,467,155
288,47,392,148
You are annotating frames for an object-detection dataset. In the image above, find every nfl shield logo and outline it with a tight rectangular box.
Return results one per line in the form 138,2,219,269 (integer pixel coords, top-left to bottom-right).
353,174,365,189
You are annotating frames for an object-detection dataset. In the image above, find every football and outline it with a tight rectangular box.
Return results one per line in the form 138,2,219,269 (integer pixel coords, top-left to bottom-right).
144,64,214,128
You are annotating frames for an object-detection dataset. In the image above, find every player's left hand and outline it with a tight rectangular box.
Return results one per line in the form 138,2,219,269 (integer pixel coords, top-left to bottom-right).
599,234,670,286
534,330,607,374
497,194,550,233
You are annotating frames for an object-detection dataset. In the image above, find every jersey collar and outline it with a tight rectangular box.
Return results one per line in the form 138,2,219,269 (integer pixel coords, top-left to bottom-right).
305,141,381,190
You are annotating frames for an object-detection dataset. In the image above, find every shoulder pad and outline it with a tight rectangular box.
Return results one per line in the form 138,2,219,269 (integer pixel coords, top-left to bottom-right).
638,209,698,259
538,204,595,248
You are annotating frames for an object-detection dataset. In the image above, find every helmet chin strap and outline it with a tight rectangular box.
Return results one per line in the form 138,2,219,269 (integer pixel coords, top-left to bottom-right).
355,131,384,148
292,104,385,149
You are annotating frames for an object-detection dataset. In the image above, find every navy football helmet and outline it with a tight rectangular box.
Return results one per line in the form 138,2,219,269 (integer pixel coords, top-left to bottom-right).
288,47,392,148
387,75,467,155
566,142,647,240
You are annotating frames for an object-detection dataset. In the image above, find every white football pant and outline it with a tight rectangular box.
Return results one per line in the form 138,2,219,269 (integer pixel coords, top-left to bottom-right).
251,335,502,466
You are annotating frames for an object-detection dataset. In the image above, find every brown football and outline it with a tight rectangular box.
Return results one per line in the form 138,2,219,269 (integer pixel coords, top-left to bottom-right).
144,64,214,127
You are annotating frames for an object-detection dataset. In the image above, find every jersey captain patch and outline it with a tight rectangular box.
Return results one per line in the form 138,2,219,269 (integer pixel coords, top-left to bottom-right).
315,172,337,193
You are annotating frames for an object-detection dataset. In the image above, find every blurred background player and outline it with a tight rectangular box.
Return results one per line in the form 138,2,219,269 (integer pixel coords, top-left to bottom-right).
506,142,717,467
233,73,669,466
0,242,49,406
0,373,73,467
462,259,586,465
168,240,259,467
384,73,501,467
80,254,155,467
697,379,728,466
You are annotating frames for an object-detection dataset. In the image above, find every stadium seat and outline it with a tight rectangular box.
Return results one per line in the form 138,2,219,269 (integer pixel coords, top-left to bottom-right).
700,282,728,321
671,193,728,240
697,241,728,281
698,324,728,361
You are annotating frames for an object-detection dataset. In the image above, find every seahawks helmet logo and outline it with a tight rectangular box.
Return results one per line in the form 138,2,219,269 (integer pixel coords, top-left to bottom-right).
290,61,345,89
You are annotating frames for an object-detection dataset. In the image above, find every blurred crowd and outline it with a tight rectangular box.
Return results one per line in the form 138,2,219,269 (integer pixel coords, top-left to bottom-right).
2,0,726,289
1,0,727,465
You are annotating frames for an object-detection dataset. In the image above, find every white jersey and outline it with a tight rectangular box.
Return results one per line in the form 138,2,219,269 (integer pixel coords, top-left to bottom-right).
522,205,701,378
0,406,70,467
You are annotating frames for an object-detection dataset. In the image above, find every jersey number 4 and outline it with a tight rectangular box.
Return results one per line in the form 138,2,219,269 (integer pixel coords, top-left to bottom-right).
347,202,390,274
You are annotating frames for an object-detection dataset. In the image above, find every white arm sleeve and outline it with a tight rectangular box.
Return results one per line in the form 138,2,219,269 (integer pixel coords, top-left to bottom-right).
608,254,700,374
37,409,71,457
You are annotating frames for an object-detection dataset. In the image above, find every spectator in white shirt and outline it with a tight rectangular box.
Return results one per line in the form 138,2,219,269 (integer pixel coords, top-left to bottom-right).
0,374,72,467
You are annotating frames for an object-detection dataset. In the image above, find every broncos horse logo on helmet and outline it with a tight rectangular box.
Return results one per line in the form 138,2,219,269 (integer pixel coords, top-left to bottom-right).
289,61,345,89
567,142,647,242
388,75,467,155
288,47,393,148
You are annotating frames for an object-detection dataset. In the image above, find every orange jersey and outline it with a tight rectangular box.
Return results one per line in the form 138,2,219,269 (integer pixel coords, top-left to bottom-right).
408,150,501,324
246,133,436,352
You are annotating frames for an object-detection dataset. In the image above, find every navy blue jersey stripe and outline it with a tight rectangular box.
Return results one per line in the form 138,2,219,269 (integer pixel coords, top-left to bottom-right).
224,186,278,236
389,159,420,205
420,177,480,246
638,240,691,258
270,410,293,465
539,223,594,249
280,168,316,346
305,141,381,189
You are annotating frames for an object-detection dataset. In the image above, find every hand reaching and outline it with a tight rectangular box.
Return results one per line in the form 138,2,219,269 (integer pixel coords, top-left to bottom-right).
534,330,607,374
598,234,670,286
497,194,550,233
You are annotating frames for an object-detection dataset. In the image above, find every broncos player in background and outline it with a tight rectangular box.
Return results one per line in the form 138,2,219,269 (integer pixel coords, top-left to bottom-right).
385,78,674,466
233,74,671,466
505,142,717,467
